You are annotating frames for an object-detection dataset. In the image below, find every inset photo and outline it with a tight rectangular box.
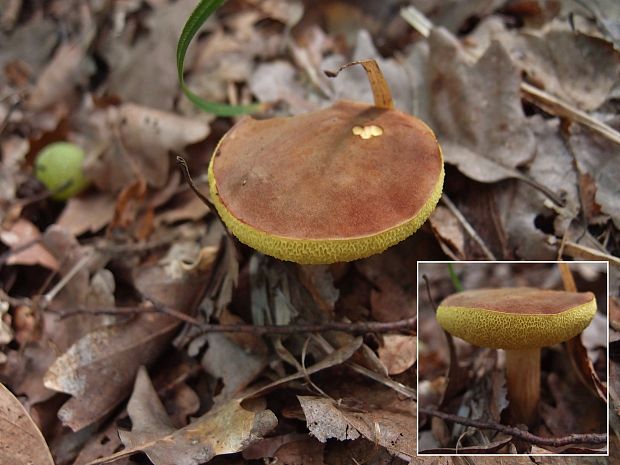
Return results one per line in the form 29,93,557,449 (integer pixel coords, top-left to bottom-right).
417,261,608,455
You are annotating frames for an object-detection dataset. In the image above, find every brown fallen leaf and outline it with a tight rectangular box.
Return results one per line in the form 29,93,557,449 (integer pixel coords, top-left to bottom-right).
0,218,59,270
87,367,277,465
82,102,209,193
26,41,92,111
101,0,197,110
429,205,466,260
378,334,417,375
502,26,620,111
569,116,620,229
115,103,210,188
0,382,54,465
299,390,417,457
426,29,536,184
43,245,216,431
200,332,268,401
56,192,117,236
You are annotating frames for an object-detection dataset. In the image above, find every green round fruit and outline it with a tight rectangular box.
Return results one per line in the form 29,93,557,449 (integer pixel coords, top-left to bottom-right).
35,142,89,200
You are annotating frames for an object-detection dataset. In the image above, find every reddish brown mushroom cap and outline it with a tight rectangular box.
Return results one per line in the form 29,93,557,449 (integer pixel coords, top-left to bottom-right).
208,100,444,264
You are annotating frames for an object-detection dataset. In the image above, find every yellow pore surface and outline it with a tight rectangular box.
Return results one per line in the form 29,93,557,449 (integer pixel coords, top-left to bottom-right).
436,299,597,350
208,155,444,264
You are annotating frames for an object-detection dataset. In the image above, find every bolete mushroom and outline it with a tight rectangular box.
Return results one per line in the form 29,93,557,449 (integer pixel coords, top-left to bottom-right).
436,287,597,427
207,60,444,264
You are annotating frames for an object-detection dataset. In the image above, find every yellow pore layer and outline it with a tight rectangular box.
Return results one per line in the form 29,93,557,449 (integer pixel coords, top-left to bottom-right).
436,299,597,350
207,150,444,265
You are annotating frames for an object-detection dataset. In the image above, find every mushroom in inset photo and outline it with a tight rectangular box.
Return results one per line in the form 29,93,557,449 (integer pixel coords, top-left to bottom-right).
417,262,608,455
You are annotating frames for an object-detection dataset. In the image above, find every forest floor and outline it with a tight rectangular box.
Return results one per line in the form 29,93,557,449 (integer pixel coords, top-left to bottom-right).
0,0,619,464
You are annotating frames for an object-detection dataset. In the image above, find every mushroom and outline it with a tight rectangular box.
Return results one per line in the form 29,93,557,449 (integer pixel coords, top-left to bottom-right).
436,287,597,427
207,60,444,264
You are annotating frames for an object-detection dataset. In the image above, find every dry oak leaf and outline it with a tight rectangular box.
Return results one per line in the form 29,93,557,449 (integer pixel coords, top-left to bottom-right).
502,27,620,112
43,245,216,431
0,382,54,465
299,395,416,457
88,367,277,465
427,28,535,183
0,218,59,270
84,103,209,192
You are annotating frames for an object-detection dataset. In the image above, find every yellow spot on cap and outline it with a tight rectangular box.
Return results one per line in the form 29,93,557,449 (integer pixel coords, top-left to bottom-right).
352,125,383,139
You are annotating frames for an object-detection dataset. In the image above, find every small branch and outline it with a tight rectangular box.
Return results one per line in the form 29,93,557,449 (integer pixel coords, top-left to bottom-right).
176,156,215,212
197,317,417,335
57,295,417,335
55,305,156,320
419,407,607,447
441,195,497,260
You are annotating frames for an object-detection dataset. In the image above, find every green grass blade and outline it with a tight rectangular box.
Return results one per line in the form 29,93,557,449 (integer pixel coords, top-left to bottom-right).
176,0,264,116
447,263,463,292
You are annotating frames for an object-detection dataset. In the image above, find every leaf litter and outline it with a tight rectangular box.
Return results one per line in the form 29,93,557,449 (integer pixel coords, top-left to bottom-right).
0,0,618,464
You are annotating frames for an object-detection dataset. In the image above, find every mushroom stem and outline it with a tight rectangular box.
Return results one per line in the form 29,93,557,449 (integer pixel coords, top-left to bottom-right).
505,348,540,427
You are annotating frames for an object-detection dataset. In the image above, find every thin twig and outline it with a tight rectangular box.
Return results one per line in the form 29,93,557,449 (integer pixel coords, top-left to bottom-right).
419,407,607,447
176,156,215,212
55,305,158,320
441,195,497,260
40,253,93,307
198,317,417,335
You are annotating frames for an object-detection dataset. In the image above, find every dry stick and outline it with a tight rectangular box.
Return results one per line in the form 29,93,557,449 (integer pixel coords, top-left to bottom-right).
419,407,607,448
60,299,417,335
199,317,417,335
400,5,620,146
40,253,93,307
176,156,216,213
559,239,620,267
441,194,496,260
311,333,417,400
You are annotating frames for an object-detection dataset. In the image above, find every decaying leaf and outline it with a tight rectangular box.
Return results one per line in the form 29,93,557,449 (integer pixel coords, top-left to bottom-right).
378,334,417,376
0,218,59,269
299,388,417,457
427,29,535,183
200,332,268,400
44,244,216,431
88,367,277,465
502,27,620,111
0,382,54,465
569,116,620,229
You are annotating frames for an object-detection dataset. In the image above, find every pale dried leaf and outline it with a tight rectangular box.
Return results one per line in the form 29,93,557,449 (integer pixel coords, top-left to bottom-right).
378,335,416,375
429,205,466,260
26,42,91,110
569,116,620,228
201,332,268,400
503,27,620,111
102,0,196,110
0,382,54,465
89,367,277,465
428,28,535,183
0,218,59,270
43,313,180,431
56,192,117,236
299,395,417,456
116,103,210,188
496,117,579,259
